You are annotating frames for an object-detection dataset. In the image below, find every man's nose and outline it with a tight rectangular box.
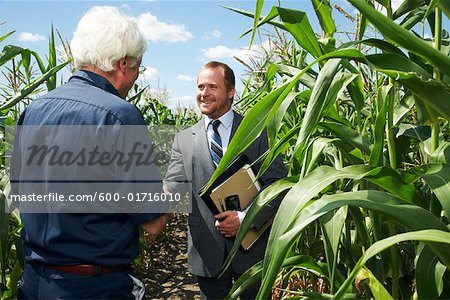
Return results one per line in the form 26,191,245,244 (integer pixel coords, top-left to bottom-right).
201,87,209,97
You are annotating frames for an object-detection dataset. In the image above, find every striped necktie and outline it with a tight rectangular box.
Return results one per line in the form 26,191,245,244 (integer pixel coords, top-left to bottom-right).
210,119,223,166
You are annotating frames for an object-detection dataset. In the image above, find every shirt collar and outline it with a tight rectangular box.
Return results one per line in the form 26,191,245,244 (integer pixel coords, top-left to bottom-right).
69,70,122,98
204,109,234,130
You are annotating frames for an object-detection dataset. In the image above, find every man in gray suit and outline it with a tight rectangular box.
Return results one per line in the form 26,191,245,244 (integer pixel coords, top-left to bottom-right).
164,61,286,299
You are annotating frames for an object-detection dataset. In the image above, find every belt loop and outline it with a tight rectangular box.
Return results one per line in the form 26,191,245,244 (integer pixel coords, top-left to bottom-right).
94,265,102,277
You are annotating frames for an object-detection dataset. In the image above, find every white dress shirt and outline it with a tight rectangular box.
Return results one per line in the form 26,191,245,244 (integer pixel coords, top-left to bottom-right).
204,108,234,155
204,109,246,224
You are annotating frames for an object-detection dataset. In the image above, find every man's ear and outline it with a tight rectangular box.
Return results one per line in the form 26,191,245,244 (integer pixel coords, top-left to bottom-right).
117,57,128,73
228,86,235,101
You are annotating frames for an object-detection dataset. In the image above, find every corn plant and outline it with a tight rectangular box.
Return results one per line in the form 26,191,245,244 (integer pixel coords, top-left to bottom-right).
0,172,22,299
129,85,199,126
203,0,450,299
0,27,68,298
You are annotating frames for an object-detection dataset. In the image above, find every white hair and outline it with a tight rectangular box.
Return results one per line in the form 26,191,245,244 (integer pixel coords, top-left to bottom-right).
70,6,147,71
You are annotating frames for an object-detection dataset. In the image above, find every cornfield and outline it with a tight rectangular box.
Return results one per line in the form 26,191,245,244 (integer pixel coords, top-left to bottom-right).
205,0,450,299
1,0,450,299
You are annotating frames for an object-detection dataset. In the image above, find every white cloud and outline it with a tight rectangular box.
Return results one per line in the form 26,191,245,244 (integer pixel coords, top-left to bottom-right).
202,29,221,40
141,66,159,79
135,12,193,43
201,45,248,59
177,74,196,81
18,32,45,42
201,41,272,63
120,4,131,10
211,30,221,38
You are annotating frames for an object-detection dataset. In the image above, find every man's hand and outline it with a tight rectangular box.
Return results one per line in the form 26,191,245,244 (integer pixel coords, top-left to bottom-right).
141,213,172,242
214,211,240,238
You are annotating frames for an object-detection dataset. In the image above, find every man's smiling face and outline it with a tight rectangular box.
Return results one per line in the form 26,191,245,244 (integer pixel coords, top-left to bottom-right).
196,67,234,119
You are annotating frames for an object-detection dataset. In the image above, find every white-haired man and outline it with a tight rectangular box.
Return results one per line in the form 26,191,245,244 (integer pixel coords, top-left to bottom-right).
13,6,167,299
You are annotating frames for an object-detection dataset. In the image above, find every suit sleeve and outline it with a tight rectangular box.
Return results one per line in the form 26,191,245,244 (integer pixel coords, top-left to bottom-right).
248,129,287,229
163,133,190,197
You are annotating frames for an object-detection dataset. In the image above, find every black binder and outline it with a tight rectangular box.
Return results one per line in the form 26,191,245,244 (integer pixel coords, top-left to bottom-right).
199,155,252,215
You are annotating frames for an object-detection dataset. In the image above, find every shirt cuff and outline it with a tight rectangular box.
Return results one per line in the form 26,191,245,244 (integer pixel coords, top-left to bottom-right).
236,211,246,224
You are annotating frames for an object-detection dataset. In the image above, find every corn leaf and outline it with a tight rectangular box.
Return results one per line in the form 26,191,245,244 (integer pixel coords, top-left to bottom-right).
364,54,450,121
429,142,450,164
301,137,338,177
341,39,405,56
416,245,446,299
321,206,347,293
259,123,301,180
438,0,450,19
294,59,342,157
374,0,389,7
0,45,23,67
319,122,371,154
393,91,415,126
334,230,450,299
267,91,299,147
0,190,8,277
259,190,450,299
220,176,298,276
21,49,31,83
401,9,426,30
222,5,286,39
263,164,423,275
30,50,46,75
234,6,324,58
355,267,394,300
0,31,15,44
226,254,328,300
278,7,323,58
311,0,336,37
225,261,262,300
347,74,365,111
46,25,57,91
408,163,450,218
348,0,450,78
0,62,69,110
393,0,425,19
6,259,22,296
248,0,265,48
369,85,390,166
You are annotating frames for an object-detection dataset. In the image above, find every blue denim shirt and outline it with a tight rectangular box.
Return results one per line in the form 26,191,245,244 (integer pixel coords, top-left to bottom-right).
13,70,161,266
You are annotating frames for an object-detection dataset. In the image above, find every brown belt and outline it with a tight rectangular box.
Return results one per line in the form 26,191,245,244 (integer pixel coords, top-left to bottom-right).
44,264,130,276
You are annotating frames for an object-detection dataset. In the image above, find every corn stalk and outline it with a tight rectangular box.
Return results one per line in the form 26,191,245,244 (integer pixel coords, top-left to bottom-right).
210,0,450,299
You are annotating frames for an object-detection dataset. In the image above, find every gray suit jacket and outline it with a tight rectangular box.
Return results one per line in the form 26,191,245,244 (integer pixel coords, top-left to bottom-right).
164,111,286,277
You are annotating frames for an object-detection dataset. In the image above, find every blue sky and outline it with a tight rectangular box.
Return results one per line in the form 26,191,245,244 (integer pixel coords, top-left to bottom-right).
0,0,326,110
0,0,430,110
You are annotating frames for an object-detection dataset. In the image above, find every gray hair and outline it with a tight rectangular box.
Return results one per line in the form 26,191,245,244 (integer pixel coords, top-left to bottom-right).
70,6,147,71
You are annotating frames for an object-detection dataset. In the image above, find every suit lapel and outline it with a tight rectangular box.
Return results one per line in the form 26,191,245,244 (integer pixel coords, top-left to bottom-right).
229,111,243,141
192,112,243,182
192,118,215,184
